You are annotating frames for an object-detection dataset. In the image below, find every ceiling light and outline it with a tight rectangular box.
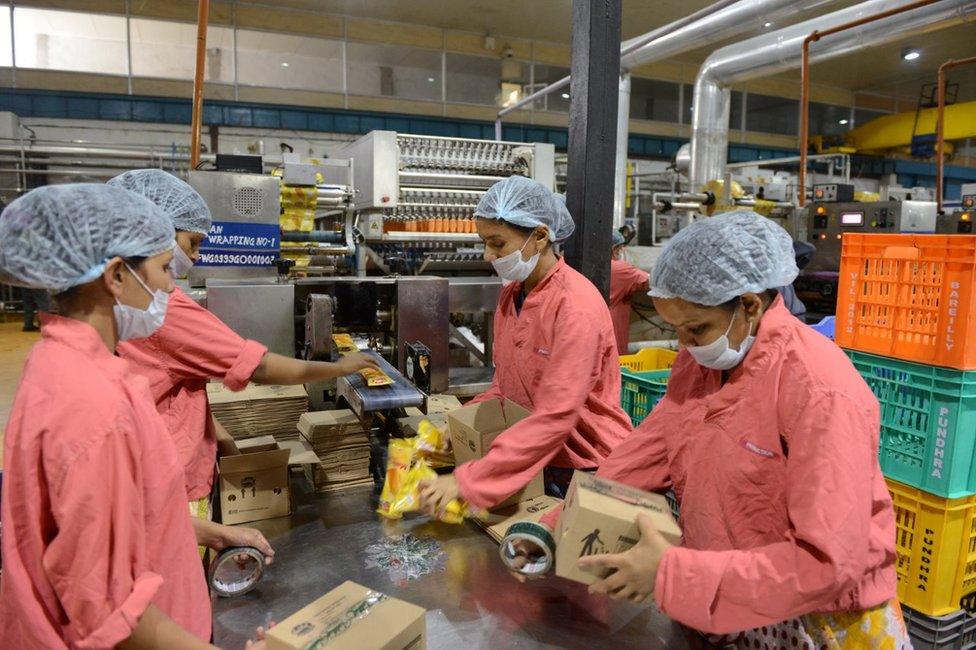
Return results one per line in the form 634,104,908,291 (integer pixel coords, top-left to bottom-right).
902,48,920,61
427,77,436,82
561,93,570,99
763,22,773,28
839,119,849,125
281,62,289,67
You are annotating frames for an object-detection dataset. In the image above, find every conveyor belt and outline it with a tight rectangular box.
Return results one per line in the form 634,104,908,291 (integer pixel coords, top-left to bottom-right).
336,350,425,416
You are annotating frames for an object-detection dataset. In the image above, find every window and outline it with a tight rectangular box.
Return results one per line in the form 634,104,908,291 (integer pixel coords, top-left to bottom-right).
13,8,127,75
683,85,742,129
630,78,679,122
809,102,852,137
130,19,234,82
854,107,890,128
237,30,342,92
346,42,441,101
0,6,11,67
746,93,799,135
446,53,501,106
532,64,570,112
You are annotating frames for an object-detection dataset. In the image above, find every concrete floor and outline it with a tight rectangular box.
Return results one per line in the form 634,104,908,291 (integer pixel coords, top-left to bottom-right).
0,318,41,469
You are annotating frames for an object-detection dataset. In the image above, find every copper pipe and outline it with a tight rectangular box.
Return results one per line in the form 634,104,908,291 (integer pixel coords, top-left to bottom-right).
937,55,976,212
190,0,210,169
798,0,938,207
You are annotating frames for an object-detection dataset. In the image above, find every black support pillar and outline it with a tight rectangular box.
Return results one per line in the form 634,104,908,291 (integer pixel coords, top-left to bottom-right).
563,0,621,301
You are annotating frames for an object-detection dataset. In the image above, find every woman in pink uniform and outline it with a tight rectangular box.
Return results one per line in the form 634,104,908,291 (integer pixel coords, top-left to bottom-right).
107,170,377,546
419,176,632,512
509,211,906,648
608,230,649,355
0,185,220,648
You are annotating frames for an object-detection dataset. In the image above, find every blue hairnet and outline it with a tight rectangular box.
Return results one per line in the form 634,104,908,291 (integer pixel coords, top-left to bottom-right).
649,210,798,306
475,176,575,242
0,184,175,293
612,230,626,247
108,169,212,235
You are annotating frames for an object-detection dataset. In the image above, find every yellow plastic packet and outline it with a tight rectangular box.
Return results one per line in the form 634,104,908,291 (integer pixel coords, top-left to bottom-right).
376,433,471,524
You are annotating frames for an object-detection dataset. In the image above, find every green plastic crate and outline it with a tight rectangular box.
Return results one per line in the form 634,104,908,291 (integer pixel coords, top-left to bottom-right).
620,367,670,427
847,350,976,499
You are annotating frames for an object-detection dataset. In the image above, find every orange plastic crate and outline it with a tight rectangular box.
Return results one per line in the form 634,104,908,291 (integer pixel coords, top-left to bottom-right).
835,234,976,370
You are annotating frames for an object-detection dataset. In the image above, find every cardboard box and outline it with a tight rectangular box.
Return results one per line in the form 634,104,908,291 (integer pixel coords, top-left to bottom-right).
474,494,562,543
267,581,426,650
219,437,291,525
238,435,319,467
447,398,544,509
554,472,682,585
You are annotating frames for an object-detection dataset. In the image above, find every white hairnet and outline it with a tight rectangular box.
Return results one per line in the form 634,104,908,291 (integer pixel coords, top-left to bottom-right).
0,184,175,293
475,176,575,242
649,210,798,306
108,169,212,235
612,230,626,247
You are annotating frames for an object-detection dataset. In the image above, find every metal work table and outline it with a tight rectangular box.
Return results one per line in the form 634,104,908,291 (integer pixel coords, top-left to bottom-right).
213,484,686,649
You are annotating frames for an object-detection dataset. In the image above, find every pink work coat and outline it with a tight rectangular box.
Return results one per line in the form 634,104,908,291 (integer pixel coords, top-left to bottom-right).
455,258,633,509
0,315,211,647
118,287,267,500
609,259,649,354
543,297,896,634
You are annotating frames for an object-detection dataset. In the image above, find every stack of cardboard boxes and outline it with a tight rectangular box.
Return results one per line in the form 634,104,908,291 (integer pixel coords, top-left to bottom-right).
208,383,308,441
298,409,373,493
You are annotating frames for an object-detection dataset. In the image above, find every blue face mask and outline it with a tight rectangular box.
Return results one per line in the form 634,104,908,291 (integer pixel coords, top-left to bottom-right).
686,306,756,371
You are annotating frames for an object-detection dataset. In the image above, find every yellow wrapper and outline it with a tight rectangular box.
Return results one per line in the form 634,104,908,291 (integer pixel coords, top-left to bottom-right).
376,431,471,523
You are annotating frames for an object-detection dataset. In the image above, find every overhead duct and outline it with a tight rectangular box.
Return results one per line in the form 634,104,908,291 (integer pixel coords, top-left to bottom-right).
690,0,976,190
610,0,838,225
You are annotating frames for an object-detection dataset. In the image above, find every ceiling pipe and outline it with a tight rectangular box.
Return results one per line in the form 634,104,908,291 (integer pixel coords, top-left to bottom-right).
690,0,976,191
190,0,210,169
799,0,940,207
937,55,976,211
606,0,840,225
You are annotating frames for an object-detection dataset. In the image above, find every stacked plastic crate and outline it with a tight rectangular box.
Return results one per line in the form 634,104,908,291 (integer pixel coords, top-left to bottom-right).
835,233,976,649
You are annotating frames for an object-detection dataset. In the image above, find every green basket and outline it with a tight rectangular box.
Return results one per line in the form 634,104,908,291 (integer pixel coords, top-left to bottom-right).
620,367,671,427
847,350,976,499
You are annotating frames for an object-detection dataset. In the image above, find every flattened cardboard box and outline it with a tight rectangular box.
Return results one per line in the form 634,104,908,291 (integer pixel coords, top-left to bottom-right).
219,436,291,525
555,472,682,585
267,580,426,650
447,398,544,509
474,494,562,543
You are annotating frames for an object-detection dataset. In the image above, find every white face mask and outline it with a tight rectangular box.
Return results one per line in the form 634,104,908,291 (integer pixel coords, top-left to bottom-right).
113,263,169,341
492,235,540,286
686,305,756,371
170,242,195,279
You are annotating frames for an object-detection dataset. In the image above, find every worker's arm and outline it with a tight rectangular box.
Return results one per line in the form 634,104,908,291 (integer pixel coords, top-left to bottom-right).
118,605,217,650
453,307,607,510
192,518,275,564
212,414,239,457
249,351,378,385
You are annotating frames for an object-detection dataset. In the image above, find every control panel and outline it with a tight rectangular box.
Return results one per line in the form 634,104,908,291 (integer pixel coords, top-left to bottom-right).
806,200,937,272
812,183,855,203
936,210,975,234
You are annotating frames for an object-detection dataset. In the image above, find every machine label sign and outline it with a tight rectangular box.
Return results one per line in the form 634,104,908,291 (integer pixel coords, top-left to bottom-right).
198,221,280,267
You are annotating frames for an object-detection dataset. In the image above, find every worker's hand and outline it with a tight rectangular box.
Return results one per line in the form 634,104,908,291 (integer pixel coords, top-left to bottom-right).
336,351,381,376
577,514,672,604
505,534,550,583
211,523,276,565
244,622,276,650
418,474,460,519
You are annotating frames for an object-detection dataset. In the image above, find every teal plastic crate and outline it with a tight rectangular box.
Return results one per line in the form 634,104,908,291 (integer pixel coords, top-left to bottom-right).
620,367,670,427
847,350,976,499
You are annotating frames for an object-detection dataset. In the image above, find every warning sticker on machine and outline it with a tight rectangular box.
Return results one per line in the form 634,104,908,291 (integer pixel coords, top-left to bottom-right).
198,220,280,267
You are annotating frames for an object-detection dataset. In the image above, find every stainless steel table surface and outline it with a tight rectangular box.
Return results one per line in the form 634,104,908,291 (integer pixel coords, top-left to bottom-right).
213,484,687,649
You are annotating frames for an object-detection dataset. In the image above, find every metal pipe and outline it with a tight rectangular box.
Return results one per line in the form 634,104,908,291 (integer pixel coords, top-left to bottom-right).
190,0,210,169
281,231,344,243
611,0,837,223
799,0,939,207
937,55,976,212
690,0,976,189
